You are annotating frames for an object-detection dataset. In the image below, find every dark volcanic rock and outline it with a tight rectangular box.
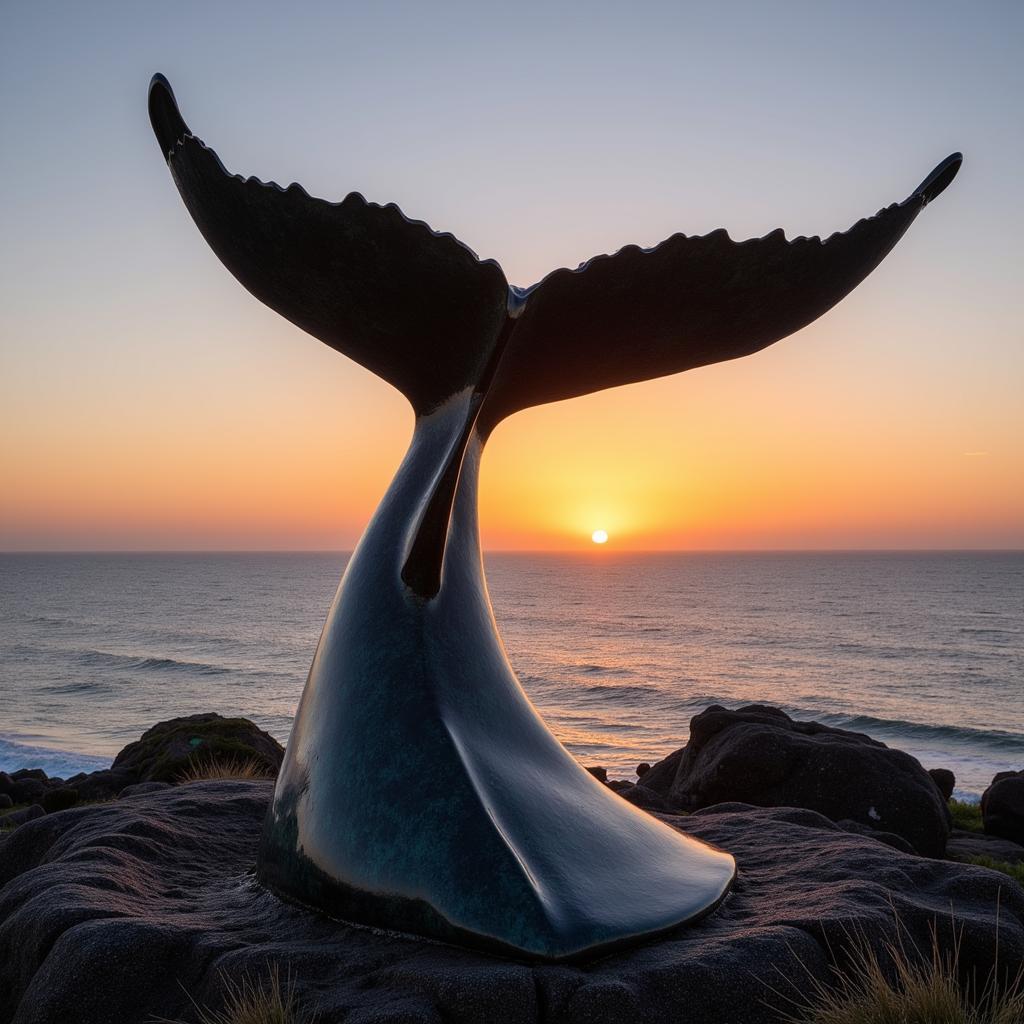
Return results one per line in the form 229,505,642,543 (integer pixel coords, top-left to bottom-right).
73,767,138,803
982,770,1024,846
929,767,956,801
2,804,44,829
642,705,950,857
0,796,11,811
9,770,47,783
834,818,915,854
1,785,1020,1024
9,780,45,806
947,828,1024,866
41,788,79,813
118,782,172,799
112,712,283,783
612,783,670,813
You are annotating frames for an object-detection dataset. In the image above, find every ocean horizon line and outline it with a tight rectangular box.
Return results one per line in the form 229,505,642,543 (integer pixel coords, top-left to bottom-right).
2,547,1022,557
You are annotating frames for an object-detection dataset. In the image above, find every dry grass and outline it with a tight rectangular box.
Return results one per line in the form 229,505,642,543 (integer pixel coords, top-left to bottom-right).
154,965,313,1024
778,915,1024,1024
176,756,275,784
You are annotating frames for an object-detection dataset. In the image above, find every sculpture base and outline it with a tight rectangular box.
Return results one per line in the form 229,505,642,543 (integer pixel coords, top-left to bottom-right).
259,742,735,962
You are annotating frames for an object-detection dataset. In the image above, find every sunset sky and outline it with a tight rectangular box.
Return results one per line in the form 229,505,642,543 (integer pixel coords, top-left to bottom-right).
2,2,1021,551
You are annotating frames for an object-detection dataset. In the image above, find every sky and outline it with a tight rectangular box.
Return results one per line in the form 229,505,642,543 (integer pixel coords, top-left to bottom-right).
1,1,1021,551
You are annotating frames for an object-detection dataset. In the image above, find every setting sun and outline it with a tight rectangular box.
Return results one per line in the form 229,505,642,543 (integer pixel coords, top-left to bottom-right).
591,529,609,545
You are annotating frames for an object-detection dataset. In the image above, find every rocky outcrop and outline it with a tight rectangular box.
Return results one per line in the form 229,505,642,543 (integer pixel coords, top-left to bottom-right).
0,716,282,831
1,805,44,829
1,782,1020,1024
929,767,956,801
65,767,137,802
607,781,669,812
40,788,78,814
111,712,283,782
4,773,47,807
982,771,1024,846
947,828,1024,866
641,705,951,857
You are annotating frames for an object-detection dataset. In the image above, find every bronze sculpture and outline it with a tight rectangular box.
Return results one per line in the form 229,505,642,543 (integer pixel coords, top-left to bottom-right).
149,73,960,960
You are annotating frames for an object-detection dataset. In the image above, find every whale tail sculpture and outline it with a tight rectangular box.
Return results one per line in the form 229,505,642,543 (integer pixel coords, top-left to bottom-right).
149,73,960,960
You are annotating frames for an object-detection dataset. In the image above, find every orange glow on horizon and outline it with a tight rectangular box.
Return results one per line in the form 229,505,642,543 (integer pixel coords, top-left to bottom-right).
0,253,1021,559
3,318,1021,552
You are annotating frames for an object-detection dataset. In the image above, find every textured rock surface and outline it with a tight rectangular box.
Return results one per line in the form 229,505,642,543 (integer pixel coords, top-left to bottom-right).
608,781,669,812
833,818,915,854
112,712,283,782
65,767,139,802
1,805,44,830
982,771,1024,846
2,782,1020,1024
117,781,172,799
947,828,1024,866
642,705,951,856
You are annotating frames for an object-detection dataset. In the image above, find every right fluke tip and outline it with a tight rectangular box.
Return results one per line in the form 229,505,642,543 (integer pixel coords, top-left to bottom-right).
914,152,963,204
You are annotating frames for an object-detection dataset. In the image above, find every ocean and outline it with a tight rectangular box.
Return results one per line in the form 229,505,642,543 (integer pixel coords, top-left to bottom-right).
0,552,1021,800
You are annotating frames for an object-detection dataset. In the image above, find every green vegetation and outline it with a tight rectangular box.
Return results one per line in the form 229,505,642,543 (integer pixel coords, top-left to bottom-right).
177,756,275,784
950,799,984,833
782,923,1024,1024
155,966,313,1024
962,855,1024,887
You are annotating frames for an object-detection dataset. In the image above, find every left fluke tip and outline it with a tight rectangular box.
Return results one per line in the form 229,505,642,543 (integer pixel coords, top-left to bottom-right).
149,74,190,158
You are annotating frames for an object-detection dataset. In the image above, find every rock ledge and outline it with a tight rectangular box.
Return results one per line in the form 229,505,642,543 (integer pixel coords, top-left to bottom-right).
1,782,1021,1024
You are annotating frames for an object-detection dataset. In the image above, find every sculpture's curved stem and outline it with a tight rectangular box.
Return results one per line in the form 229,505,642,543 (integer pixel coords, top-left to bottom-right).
258,407,735,961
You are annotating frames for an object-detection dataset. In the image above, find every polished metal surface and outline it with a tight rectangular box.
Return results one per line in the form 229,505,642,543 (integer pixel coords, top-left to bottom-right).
149,73,960,960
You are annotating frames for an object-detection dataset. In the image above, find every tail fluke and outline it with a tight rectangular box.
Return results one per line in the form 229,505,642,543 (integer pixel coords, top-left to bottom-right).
477,154,962,433
148,74,509,415
150,74,960,455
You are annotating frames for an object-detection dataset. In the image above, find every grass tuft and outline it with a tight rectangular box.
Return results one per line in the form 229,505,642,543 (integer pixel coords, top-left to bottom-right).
154,965,313,1024
951,799,985,833
177,756,275,784
779,917,1024,1024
